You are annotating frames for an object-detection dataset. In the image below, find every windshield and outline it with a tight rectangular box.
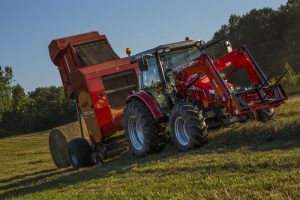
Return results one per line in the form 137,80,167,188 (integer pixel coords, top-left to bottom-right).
160,46,202,71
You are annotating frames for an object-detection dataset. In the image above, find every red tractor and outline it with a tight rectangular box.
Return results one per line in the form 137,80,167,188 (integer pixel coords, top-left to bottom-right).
124,38,287,156
48,31,287,168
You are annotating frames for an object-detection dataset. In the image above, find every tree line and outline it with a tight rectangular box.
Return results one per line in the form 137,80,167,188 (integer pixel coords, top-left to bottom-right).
210,0,300,77
0,66,77,136
208,0,300,94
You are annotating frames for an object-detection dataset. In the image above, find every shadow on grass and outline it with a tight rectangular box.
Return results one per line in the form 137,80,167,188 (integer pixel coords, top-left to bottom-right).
204,119,300,152
0,168,74,191
0,168,58,184
1,119,300,199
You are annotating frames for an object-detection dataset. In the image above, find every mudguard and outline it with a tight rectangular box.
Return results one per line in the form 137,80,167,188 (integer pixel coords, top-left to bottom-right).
126,90,165,121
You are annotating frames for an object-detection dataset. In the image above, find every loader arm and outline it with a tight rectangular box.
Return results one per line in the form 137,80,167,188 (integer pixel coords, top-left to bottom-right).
175,53,237,113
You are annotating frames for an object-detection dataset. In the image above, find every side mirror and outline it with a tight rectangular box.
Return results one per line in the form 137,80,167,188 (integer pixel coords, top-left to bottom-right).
224,41,232,53
139,54,154,71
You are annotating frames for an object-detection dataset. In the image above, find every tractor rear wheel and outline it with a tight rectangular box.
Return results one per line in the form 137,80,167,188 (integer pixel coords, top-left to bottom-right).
169,103,208,151
257,108,275,122
68,138,93,169
124,100,166,157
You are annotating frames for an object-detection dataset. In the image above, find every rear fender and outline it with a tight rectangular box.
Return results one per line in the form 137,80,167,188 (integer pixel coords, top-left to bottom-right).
126,90,165,121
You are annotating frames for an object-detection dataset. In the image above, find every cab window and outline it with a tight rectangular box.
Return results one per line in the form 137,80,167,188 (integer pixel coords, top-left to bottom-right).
141,57,161,88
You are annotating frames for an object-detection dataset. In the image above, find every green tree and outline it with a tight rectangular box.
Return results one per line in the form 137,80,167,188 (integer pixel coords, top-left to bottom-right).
12,84,28,111
1,85,77,135
0,66,13,119
282,62,297,86
26,86,77,132
211,0,300,76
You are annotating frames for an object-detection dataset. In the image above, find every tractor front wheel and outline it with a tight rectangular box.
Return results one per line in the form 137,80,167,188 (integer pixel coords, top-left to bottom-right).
124,101,165,157
169,103,208,151
257,108,275,122
68,138,93,169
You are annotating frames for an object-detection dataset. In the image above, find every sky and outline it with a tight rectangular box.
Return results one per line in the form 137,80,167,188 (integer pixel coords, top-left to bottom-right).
0,0,287,92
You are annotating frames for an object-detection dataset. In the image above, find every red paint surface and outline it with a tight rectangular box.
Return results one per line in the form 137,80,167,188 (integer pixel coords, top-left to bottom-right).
126,90,165,120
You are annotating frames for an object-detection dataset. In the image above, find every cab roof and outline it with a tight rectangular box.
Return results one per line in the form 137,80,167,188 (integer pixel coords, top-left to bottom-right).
131,39,199,61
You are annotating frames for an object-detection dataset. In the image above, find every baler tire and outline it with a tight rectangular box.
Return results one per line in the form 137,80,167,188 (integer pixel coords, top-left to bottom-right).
169,103,208,151
68,138,93,169
124,100,165,157
257,108,275,122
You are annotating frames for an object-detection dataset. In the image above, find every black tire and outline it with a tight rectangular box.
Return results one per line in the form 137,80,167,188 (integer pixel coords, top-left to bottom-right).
68,138,93,169
257,108,275,122
169,103,208,151
124,100,166,157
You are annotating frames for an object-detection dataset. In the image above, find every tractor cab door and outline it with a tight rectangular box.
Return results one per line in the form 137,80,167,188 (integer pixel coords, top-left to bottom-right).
139,57,169,113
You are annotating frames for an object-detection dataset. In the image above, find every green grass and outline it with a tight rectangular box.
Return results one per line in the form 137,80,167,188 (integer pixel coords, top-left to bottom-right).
1,96,300,200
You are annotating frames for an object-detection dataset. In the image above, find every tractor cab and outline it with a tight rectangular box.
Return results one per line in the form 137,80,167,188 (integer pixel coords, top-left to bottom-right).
130,40,205,111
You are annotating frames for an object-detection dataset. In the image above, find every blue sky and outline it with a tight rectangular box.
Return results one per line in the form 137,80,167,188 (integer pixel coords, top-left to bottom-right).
0,0,287,92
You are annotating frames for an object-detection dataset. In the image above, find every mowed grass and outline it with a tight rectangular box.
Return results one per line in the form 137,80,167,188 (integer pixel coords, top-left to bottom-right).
1,96,300,200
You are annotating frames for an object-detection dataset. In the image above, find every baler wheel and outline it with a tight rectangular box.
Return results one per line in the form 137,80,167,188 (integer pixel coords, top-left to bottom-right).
169,103,208,151
49,129,71,168
68,138,93,169
257,108,275,122
124,101,166,157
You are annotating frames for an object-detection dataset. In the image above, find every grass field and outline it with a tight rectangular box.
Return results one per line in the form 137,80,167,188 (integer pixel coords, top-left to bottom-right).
0,96,300,200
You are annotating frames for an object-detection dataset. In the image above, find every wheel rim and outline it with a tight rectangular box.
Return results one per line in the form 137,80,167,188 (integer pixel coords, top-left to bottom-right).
174,117,189,146
70,150,78,167
128,116,144,151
